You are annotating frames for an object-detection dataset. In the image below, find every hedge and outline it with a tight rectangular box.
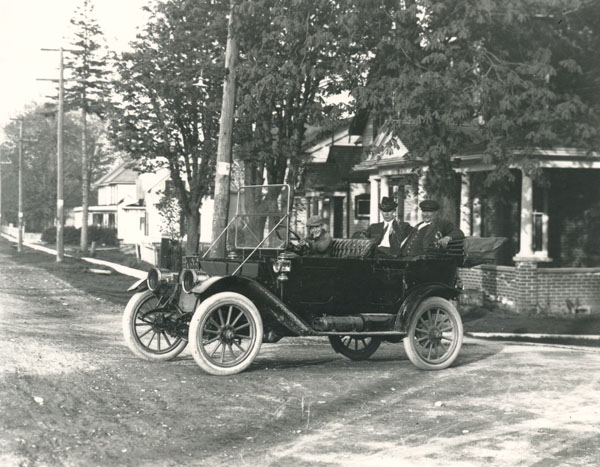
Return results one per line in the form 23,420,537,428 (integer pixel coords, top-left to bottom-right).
41,226,118,247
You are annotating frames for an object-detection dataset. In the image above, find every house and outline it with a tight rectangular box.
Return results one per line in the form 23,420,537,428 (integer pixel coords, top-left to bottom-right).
293,122,370,238
119,168,218,246
72,161,137,230
348,113,600,313
72,161,230,265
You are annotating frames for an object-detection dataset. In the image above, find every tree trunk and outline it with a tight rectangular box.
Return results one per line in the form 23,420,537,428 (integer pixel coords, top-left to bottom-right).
184,208,200,255
80,106,89,253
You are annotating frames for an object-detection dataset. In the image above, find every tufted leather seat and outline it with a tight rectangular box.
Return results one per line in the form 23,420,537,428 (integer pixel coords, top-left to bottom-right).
329,238,378,259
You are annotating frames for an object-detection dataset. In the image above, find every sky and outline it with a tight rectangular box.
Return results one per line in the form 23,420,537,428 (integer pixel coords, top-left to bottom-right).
0,0,151,139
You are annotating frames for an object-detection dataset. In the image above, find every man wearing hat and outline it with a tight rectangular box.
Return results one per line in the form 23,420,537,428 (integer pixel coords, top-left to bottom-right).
300,215,332,256
400,200,464,257
362,197,414,258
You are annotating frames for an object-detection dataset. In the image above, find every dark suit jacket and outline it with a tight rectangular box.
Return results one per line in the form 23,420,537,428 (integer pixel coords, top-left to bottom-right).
401,218,464,257
363,219,414,256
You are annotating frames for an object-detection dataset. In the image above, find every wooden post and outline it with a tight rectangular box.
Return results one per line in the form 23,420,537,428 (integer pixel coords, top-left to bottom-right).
56,47,65,262
210,0,238,258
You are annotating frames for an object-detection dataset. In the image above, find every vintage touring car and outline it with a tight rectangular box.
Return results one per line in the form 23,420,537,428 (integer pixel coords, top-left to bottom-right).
123,184,502,376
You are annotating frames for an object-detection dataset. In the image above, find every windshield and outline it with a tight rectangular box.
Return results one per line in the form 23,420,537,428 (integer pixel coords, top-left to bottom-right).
234,184,290,250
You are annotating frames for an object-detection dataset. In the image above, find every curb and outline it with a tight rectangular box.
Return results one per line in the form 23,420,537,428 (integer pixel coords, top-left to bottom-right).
1,233,147,279
466,332,600,347
467,332,600,341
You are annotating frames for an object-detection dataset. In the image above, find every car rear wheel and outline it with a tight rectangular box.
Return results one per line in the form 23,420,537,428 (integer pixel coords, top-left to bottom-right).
403,297,463,370
122,290,187,361
329,335,382,361
189,292,263,376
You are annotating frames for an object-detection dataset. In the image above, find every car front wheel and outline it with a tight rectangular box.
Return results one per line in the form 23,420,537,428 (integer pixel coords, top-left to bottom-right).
189,292,263,376
122,290,187,361
403,297,463,370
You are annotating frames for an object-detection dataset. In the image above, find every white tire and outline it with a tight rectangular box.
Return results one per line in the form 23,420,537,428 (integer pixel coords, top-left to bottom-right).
189,292,263,376
403,297,463,370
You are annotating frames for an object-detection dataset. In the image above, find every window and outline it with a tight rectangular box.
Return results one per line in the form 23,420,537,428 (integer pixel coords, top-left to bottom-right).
355,194,370,219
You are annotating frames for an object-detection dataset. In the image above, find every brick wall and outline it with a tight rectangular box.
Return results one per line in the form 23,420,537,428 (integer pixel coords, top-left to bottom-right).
459,264,600,313
536,268,600,313
458,265,516,307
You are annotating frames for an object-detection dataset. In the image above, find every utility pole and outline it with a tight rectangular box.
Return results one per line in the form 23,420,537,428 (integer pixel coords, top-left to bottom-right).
211,0,238,258
57,47,65,262
9,118,25,252
41,47,74,262
0,147,11,229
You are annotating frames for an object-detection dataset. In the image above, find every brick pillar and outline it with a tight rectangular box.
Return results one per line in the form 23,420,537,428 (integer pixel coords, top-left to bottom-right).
513,259,539,312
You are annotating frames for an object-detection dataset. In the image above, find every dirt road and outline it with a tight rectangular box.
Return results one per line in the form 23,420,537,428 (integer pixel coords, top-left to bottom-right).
1,241,600,466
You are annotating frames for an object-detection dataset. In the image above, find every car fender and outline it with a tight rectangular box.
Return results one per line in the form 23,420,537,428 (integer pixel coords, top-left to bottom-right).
127,278,147,292
190,276,224,294
191,275,312,336
394,283,461,332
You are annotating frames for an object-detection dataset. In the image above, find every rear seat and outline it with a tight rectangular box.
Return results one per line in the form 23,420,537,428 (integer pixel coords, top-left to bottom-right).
329,238,378,259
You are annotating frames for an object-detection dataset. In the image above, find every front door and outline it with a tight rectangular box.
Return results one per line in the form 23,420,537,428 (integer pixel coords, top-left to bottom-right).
333,197,344,238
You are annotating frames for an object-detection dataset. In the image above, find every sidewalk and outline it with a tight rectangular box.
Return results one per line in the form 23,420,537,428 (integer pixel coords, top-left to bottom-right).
0,233,147,279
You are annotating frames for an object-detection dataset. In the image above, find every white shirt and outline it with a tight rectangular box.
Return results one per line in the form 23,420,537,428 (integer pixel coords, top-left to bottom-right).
418,221,431,230
379,220,394,247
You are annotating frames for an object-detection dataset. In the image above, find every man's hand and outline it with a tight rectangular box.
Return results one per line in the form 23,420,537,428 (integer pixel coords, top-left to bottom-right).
438,236,451,248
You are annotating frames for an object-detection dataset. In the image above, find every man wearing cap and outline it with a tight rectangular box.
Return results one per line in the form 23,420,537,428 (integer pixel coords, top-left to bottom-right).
362,197,414,258
300,215,332,256
400,200,464,257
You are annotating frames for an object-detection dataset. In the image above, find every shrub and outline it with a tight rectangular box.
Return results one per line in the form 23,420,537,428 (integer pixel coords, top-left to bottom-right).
41,225,119,247
88,225,118,246
41,226,79,245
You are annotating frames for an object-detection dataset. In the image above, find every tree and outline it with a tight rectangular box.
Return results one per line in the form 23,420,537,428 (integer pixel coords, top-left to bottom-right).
347,0,600,207
110,0,229,255
231,0,355,230
65,0,111,253
1,105,113,232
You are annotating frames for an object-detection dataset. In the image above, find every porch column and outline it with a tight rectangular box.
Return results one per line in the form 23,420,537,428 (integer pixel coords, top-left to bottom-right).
516,169,534,257
404,177,419,225
472,197,482,236
380,176,390,200
514,169,539,312
369,176,380,223
416,172,427,223
459,171,472,236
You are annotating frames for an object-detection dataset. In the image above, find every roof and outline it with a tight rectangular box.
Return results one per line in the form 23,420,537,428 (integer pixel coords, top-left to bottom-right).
93,161,138,188
303,146,367,191
353,132,415,172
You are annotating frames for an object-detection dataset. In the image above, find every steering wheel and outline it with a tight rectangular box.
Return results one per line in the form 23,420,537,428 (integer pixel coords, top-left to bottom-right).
288,228,302,241
275,225,302,242
285,228,308,255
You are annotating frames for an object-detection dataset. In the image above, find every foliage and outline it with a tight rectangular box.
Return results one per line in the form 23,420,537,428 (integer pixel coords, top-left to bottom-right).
155,184,182,241
64,0,111,116
41,225,118,246
1,105,115,231
234,0,354,189
41,226,80,245
347,0,600,197
110,0,229,253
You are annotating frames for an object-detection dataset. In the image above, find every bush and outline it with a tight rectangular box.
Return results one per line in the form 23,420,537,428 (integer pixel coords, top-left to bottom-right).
41,226,79,245
40,225,119,247
88,225,118,246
